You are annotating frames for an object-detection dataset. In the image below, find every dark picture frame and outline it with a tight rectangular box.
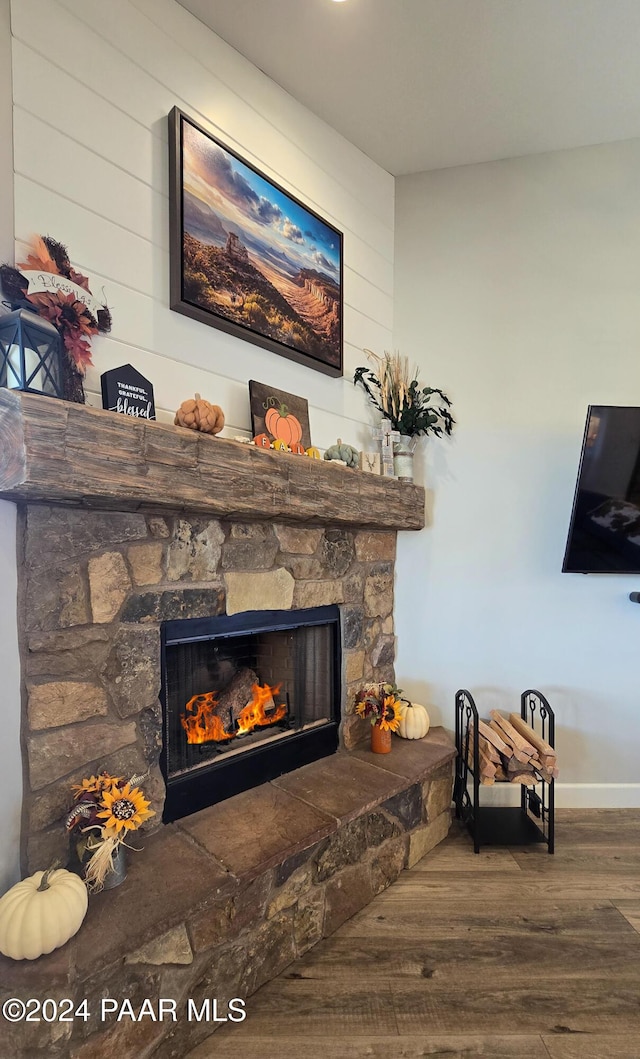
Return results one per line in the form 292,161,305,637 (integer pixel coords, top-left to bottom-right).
168,108,343,377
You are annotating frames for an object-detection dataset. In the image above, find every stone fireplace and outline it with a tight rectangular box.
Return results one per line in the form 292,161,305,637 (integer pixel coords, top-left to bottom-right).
0,391,459,1059
0,389,425,872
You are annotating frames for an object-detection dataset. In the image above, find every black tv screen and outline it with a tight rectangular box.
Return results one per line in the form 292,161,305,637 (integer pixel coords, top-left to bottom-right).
563,405,640,573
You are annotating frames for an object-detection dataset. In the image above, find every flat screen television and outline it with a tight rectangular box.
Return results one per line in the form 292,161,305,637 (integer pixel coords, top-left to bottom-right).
563,405,640,573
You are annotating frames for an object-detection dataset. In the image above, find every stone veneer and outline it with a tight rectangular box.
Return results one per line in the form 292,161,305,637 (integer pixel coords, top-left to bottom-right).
21,504,399,873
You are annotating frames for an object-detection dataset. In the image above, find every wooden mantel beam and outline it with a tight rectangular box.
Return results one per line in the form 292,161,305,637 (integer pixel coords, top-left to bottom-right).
0,390,425,531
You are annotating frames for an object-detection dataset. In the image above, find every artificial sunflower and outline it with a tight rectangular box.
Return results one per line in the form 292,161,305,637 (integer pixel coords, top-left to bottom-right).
96,782,155,835
377,695,403,732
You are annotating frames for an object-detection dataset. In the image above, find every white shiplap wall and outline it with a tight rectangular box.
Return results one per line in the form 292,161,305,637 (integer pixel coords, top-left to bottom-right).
1,0,395,888
0,0,20,895
11,0,394,446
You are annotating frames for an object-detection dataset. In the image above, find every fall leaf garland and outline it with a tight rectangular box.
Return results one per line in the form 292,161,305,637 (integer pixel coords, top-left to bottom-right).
0,234,111,375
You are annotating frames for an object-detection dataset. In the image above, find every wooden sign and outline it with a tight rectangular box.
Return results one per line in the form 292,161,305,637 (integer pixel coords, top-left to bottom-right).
249,380,311,450
101,364,156,421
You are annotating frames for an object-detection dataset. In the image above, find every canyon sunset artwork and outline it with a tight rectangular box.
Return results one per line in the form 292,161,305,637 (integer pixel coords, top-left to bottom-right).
169,109,343,376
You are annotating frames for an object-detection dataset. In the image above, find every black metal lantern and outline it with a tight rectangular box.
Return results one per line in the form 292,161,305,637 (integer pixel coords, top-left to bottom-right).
0,307,63,398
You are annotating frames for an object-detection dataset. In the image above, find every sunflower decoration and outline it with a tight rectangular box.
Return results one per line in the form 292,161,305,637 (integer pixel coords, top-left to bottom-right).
355,682,403,733
65,771,154,892
96,781,155,836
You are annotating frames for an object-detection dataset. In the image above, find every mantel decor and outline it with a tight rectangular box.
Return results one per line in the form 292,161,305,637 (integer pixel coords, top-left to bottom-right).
354,349,455,481
355,681,403,754
169,107,343,377
0,235,111,404
0,307,63,399
66,771,154,892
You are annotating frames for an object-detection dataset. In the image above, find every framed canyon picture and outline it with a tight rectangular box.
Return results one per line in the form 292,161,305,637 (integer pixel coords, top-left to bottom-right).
169,108,343,377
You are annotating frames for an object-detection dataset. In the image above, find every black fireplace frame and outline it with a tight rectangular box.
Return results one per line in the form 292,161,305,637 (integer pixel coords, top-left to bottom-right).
160,605,341,822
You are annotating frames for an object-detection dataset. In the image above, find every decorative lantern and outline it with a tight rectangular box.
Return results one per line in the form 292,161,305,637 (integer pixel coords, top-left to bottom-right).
0,307,63,398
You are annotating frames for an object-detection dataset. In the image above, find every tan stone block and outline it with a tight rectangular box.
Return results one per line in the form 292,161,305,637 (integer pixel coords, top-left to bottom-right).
355,531,397,562
230,523,268,540
294,888,325,955
407,810,452,868
323,862,375,937
286,556,325,579
225,569,294,614
247,911,297,993
58,569,90,628
126,924,193,966
267,866,312,919
147,516,171,538
364,570,394,618
425,762,455,822
293,579,344,608
167,519,225,581
88,552,131,623
28,682,109,731
382,615,394,634
341,713,369,750
370,835,408,894
28,721,137,790
274,525,323,554
345,649,365,684
127,542,164,585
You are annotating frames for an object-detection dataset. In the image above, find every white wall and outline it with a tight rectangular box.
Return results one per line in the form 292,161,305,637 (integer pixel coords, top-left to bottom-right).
0,0,21,893
394,140,640,807
2,0,394,885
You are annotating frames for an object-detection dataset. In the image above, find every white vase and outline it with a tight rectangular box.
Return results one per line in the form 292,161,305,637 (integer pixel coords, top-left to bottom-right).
393,434,417,481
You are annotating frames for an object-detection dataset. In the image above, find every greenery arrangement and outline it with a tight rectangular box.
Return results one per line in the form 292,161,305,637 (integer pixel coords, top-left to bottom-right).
355,682,404,732
354,349,454,438
65,771,154,892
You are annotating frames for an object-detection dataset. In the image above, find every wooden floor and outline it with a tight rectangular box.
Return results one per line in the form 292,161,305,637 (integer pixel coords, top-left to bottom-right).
187,809,640,1059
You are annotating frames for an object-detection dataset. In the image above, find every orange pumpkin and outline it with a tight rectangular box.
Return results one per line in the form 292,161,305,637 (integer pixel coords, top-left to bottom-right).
264,403,303,446
175,394,225,434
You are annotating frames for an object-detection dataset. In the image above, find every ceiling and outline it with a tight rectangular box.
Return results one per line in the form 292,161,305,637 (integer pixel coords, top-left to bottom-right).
177,0,640,176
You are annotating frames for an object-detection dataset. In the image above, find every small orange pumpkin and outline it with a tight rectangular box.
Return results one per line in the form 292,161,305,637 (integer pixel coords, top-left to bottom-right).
264,402,303,446
175,394,225,435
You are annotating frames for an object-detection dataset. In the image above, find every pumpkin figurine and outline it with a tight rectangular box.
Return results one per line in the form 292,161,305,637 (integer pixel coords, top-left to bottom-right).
263,399,303,447
175,394,225,435
397,700,430,740
324,439,360,468
0,867,88,960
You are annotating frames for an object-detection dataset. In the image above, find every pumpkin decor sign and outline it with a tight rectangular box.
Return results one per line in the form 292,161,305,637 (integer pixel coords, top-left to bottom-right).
249,380,312,453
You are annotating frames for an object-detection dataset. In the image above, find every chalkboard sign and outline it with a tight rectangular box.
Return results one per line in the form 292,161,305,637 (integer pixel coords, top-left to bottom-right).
101,364,155,421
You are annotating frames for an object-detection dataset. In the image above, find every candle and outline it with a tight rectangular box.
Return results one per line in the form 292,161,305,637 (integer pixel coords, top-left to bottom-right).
6,343,44,391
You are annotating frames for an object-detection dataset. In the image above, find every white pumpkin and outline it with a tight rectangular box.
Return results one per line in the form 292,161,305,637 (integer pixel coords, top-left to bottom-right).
0,868,88,961
398,701,430,740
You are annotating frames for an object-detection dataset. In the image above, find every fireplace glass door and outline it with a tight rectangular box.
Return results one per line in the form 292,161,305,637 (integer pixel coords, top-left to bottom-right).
161,606,340,820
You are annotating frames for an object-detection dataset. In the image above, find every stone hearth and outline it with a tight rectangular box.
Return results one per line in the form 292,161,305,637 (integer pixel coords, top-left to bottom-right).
0,733,455,1059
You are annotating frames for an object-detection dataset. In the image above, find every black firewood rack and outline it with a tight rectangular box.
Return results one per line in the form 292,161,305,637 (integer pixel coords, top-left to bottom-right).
454,688,555,854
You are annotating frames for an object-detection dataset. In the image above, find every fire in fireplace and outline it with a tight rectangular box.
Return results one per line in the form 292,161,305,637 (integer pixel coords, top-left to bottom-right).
160,605,341,821
181,682,286,744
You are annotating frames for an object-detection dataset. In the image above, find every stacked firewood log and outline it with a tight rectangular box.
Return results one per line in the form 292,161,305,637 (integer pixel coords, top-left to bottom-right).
469,710,558,786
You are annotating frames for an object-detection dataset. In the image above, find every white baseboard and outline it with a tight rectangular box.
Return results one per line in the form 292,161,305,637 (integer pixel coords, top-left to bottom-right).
474,784,640,809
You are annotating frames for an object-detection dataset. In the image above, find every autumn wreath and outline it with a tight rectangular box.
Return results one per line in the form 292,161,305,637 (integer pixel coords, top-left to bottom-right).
0,234,111,402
